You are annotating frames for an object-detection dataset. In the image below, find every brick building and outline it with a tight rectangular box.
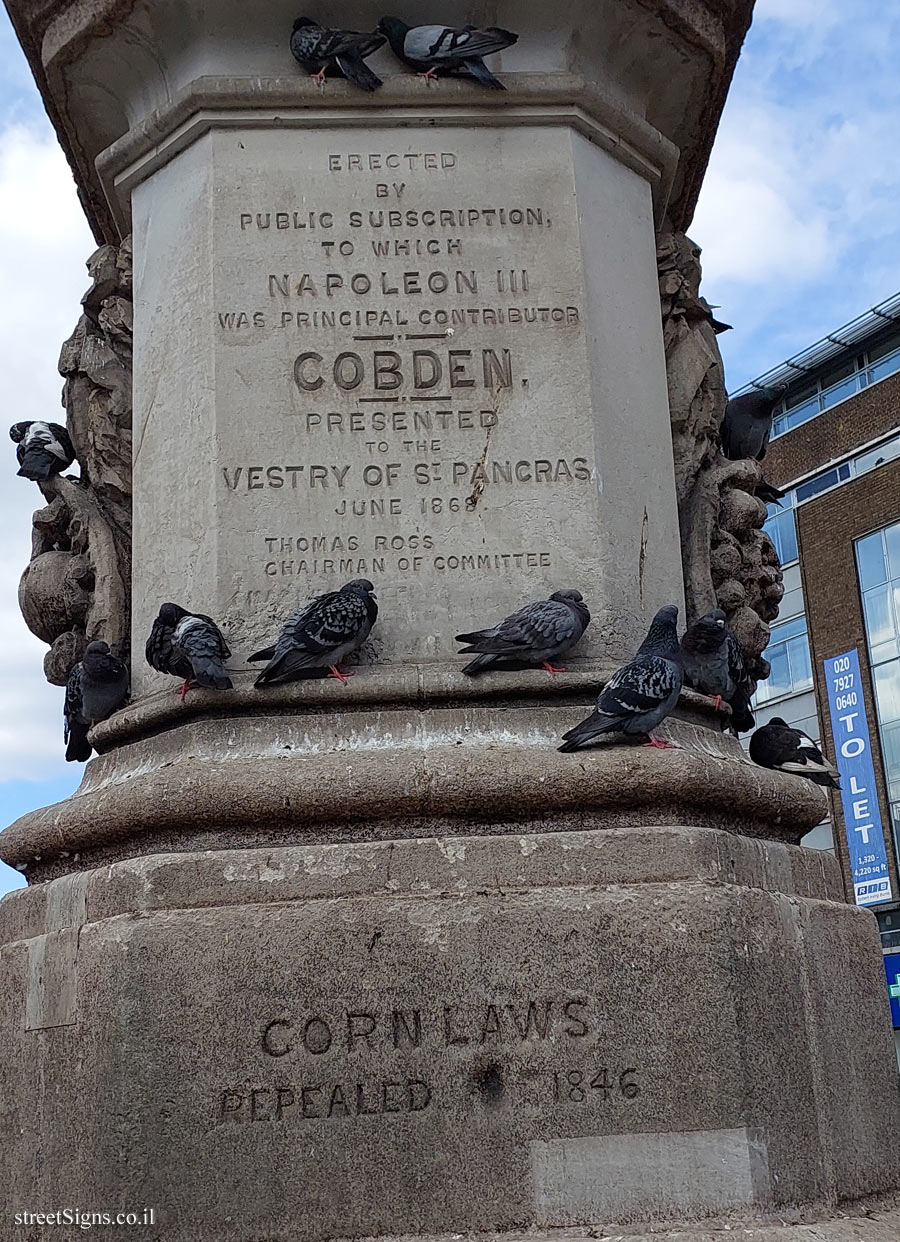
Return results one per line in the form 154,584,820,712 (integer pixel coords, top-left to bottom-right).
737,291,900,1054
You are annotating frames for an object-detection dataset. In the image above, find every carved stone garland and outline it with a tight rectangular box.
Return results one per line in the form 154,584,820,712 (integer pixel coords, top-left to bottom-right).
18,238,133,686
658,229,784,687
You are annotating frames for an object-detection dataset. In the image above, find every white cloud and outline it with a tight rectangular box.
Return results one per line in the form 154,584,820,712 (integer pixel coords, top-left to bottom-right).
691,5,900,384
0,122,96,781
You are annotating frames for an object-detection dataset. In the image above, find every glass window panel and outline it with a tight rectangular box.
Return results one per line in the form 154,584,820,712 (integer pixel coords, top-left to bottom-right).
779,511,798,563
867,332,900,363
758,644,791,702
785,398,821,431
796,469,839,502
868,351,900,383
872,638,900,666
771,614,808,641
801,821,834,853
857,531,887,590
863,584,894,648
764,509,798,564
820,374,860,408
855,436,900,476
886,521,900,582
874,663,900,725
820,358,857,387
783,381,819,410
787,635,813,690
882,721,900,783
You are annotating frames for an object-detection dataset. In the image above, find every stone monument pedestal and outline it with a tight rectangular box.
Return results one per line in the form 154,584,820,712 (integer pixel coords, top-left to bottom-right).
2,1,900,1237
2,777,900,1238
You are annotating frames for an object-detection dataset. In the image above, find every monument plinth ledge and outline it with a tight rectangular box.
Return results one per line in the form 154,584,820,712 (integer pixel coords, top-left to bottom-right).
3,1,900,1238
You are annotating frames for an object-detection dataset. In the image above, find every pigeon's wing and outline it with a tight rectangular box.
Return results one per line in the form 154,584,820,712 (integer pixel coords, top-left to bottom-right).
193,612,231,659
292,24,382,65
47,423,75,463
290,590,369,655
725,631,748,691
81,654,129,721
63,664,83,745
290,22,327,62
173,616,232,690
404,24,514,63
598,653,680,720
723,630,755,733
145,617,174,674
63,663,92,762
462,56,504,87
559,656,679,751
755,421,771,461
254,592,369,684
457,600,575,655
790,727,834,770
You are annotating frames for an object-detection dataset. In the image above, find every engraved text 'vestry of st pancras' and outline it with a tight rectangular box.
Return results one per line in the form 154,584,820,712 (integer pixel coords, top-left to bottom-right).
213,130,598,649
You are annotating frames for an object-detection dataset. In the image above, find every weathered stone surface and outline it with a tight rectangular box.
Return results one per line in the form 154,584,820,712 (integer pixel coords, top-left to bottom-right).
4,5,900,1239
16,237,133,685
128,120,680,697
1,829,898,1240
1,680,830,879
659,230,783,683
4,1,754,244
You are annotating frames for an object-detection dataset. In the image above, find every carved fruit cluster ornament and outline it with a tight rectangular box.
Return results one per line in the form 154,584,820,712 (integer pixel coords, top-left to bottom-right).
657,229,783,686
18,239,133,686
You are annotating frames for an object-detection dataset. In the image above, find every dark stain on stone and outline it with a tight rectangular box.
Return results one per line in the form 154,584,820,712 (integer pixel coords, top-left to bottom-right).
474,1062,504,1104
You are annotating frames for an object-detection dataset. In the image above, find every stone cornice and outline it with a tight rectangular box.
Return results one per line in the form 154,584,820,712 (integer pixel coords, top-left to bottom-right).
4,0,754,241
96,73,680,234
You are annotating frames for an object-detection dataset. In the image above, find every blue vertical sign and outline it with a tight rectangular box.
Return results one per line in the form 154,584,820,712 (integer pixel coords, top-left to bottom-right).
824,648,892,906
884,952,900,1028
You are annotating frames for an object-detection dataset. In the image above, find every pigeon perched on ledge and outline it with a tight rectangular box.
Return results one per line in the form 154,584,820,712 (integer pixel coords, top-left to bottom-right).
719,387,783,462
146,603,232,698
64,641,129,762
558,605,683,752
680,608,755,735
455,589,589,676
251,579,378,686
749,718,840,789
377,18,517,88
9,421,75,481
290,18,385,90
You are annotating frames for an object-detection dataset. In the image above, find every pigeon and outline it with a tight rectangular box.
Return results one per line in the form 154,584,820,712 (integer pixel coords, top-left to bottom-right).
455,590,590,676
377,18,517,88
290,17,385,90
558,605,683,752
749,718,840,789
145,603,232,698
680,608,755,735
755,478,786,507
250,579,378,687
719,387,783,461
63,640,129,763
9,421,75,481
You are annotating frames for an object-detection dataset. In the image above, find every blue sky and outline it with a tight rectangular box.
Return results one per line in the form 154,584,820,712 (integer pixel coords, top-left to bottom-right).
1,1,900,897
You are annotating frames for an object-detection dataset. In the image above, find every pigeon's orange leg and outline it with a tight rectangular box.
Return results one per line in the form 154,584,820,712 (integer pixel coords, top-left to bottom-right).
328,665,352,684
417,68,438,82
177,679,193,700
643,735,674,749
712,695,724,710
542,661,567,675
312,67,327,88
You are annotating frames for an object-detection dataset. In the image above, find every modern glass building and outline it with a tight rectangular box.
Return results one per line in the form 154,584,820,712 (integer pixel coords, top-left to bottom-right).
737,293,900,1055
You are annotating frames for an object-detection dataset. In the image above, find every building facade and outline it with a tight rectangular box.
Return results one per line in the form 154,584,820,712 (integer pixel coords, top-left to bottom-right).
737,292,900,1053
